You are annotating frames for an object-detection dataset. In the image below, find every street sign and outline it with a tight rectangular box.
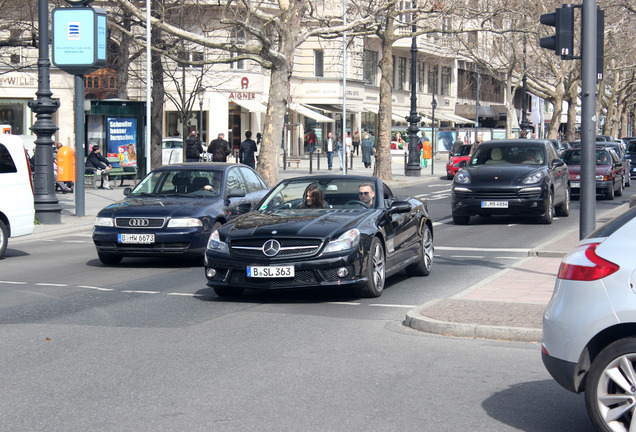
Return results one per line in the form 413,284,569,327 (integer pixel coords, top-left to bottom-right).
52,7,107,75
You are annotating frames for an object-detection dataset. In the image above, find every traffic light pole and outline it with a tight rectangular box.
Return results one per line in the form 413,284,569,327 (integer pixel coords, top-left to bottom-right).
580,0,598,238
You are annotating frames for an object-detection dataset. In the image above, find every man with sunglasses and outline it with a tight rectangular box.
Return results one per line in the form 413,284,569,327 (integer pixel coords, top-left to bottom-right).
358,182,375,207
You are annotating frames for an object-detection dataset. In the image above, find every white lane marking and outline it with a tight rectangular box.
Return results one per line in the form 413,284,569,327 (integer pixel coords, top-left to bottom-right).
167,292,205,297
0,281,27,285
436,246,530,253
449,255,485,259
121,290,160,294
78,285,115,292
369,304,417,308
327,301,361,306
35,283,69,287
494,256,525,260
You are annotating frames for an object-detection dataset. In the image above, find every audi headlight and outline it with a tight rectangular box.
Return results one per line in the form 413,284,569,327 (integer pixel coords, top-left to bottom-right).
207,230,228,253
167,217,203,228
455,171,471,184
323,229,360,253
94,217,114,227
522,171,545,184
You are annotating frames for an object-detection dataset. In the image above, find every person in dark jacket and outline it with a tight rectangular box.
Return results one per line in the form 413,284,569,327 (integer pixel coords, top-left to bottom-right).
208,133,231,162
86,145,112,189
361,133,374,168
239,131,258,169
185,130,203,162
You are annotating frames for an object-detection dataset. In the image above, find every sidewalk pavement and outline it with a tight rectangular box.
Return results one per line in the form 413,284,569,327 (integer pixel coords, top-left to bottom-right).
404,202,633,343
26,152,448,240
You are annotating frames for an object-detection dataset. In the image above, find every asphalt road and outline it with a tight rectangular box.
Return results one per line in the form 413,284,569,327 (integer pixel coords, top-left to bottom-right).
1,177,632,431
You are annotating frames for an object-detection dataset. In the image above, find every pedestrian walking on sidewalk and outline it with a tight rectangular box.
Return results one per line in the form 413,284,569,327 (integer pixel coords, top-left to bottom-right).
361,133,374,168
208,133,231,162
185,130,203,162
239,131,258,169
324,132,335,170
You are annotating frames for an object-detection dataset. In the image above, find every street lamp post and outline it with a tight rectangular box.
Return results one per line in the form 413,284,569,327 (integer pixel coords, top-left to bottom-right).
405,22,421,177
520,36,530,133
28,0,62,224
197,87,204,144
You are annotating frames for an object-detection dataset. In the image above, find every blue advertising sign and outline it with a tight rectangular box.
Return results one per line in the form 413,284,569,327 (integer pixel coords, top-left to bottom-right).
106,118,137,168
52,7,107,74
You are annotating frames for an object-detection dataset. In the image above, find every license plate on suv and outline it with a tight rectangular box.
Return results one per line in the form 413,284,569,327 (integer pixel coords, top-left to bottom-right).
481,201,508,208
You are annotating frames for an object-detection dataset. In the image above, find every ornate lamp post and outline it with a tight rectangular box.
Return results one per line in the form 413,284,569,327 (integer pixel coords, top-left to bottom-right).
405,21,421,177
28,0,62,224
520,36,531,133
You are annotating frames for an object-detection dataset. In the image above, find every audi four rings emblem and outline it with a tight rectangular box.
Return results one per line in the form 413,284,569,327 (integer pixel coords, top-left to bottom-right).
128,218,150,227
262,239,281,257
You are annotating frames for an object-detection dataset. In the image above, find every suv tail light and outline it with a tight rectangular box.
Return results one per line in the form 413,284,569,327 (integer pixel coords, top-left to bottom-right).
557,242,619,281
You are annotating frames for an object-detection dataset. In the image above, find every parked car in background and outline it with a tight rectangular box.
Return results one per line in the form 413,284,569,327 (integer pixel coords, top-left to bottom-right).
549,139,570,156
0,134,34,258
93,163,269,265
162,137,183,165
561,146,624,200
205,175,433,298
542,206,636,432
450,140,570,225
624,138,636,179
446,144,471,180
605,141,631,187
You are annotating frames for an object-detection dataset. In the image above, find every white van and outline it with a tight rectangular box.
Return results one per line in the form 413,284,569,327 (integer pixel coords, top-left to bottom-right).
0,134,35,257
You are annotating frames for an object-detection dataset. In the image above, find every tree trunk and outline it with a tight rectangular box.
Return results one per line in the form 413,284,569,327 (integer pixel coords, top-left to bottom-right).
116,16,131,100
257,64,289,186
374,31,395,181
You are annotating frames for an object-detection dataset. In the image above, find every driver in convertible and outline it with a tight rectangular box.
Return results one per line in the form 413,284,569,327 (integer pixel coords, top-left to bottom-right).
358,182,376,207
301,184,326,208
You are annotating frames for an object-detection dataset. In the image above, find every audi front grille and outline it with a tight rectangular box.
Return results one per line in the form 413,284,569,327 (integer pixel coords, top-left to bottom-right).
115,217,166,229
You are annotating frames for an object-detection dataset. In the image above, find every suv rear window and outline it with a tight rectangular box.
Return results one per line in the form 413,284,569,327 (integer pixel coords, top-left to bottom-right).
0,144,18,173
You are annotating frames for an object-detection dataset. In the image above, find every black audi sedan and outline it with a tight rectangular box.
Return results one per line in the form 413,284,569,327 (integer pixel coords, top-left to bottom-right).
93,163,269,265
451,140,570,225
204,175,433,298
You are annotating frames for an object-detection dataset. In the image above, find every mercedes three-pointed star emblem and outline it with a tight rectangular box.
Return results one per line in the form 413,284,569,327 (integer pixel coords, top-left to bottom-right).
262,239,281,257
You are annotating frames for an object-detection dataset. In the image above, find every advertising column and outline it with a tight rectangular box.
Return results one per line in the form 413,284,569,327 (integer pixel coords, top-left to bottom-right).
106,117,137,167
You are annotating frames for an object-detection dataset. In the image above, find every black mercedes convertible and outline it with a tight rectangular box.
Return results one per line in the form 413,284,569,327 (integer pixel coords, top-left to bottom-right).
204,175,433,298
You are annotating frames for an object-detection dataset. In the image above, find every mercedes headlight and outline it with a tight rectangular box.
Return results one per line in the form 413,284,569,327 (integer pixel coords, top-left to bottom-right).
207,230,229,253
323,229,360,253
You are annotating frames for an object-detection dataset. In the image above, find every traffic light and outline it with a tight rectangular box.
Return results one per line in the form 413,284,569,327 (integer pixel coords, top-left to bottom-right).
540,5,575,60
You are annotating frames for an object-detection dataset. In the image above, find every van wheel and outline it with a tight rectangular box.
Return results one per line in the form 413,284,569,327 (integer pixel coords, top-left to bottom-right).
0,220,8,258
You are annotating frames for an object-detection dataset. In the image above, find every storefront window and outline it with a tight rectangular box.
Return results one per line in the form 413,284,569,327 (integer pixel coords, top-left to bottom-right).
0,100,28,135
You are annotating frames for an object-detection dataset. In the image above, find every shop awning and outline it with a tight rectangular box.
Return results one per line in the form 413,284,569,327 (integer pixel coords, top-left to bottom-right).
440,112,476,125
294,104,335,123
230,99,266,113
455,104,498,120
392,110,411,123
306,104,362,113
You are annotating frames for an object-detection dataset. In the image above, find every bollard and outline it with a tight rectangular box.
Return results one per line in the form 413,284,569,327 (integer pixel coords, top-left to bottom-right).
309,152,313,174
317,151,320,170
283,152,287,170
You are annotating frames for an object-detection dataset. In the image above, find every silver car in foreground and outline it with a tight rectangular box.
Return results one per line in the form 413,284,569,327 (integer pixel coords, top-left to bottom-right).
542,207,636,432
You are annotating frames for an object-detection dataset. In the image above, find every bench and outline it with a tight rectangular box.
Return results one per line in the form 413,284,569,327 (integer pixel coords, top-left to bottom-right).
284,156,301,168
84,157,138,189
107,157,138,187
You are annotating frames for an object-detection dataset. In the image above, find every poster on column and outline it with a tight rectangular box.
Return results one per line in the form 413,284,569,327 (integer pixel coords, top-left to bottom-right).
106,117,137,167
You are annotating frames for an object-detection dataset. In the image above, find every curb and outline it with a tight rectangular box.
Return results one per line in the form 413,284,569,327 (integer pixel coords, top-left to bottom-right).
404,300,542,343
